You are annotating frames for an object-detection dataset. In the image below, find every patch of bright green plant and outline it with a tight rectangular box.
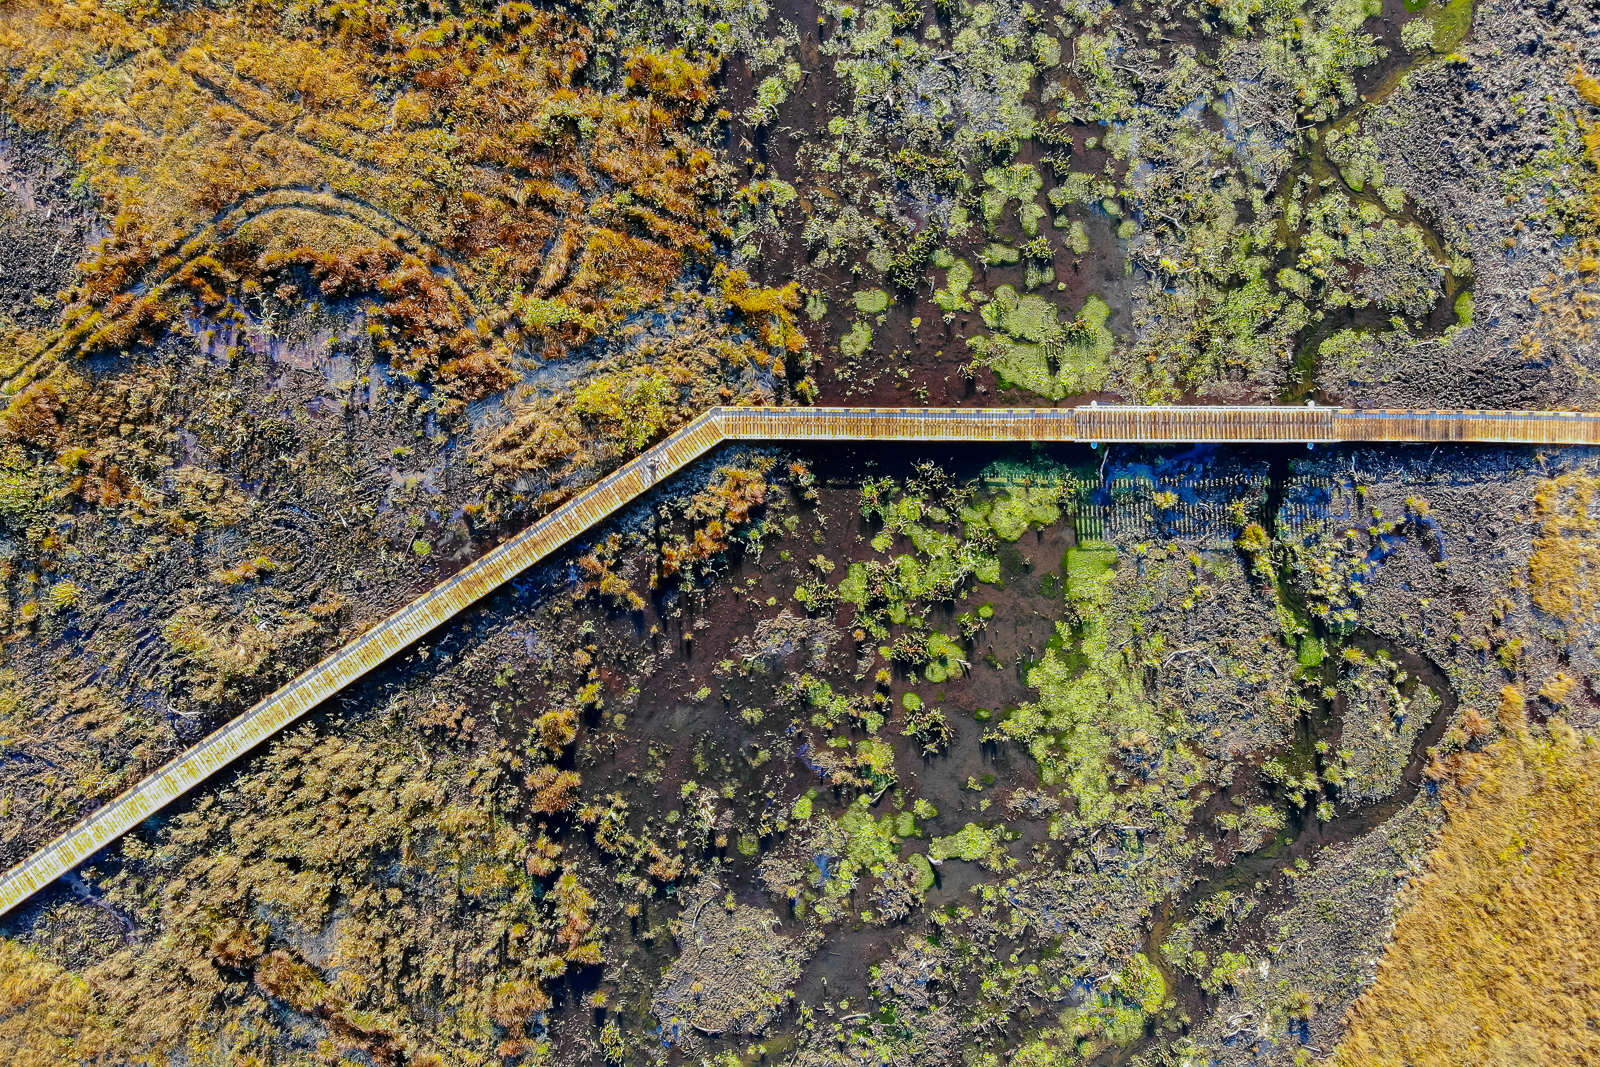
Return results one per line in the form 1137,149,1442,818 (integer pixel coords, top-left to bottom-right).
853,289,892,314
840,320,873,357
982,163,1046,236
928,822,999,862
932,252,975,313
968,287,1113,399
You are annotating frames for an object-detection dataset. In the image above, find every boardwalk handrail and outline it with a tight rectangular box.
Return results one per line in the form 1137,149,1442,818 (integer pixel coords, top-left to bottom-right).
1,403,1597,916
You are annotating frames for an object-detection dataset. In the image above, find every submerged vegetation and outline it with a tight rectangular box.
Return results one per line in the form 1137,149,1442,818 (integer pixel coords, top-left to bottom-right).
792,0,1554,407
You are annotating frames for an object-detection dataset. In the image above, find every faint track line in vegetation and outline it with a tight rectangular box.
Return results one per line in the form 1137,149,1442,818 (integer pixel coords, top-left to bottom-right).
1,403,1598,916
174,55,530,223
172,55,608,225
0,186,476,396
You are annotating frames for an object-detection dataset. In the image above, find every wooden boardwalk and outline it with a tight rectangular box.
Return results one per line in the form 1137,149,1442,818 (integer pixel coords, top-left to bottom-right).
1,403,1596,916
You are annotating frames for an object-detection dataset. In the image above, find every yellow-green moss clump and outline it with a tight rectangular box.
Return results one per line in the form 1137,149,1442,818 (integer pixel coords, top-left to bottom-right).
989,540,1156,822
1012,952,1169,1061
970,287,1113,399
963,484,1062,542
928,822,1001,863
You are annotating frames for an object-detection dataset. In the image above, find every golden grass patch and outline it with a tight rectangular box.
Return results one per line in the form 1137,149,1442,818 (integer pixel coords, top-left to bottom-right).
1330,721,1600,1067
0,0,761,403
1528,472,1600,628
0,939,119,1067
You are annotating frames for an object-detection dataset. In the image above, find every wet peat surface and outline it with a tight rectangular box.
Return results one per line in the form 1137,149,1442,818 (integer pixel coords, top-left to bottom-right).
509,439,1480,1063
566,441,1083,1018
739,0,1484,411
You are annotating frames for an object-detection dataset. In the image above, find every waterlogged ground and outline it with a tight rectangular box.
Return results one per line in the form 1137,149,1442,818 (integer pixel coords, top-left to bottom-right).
5,438,1597,1066
1,0,1599,1063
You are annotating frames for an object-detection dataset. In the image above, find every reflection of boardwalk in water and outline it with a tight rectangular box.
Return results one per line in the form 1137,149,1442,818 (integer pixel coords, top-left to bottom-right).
2,403,1597,915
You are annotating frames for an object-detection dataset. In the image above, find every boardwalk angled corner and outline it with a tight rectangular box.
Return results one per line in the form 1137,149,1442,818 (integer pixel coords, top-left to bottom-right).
2,403,1597,917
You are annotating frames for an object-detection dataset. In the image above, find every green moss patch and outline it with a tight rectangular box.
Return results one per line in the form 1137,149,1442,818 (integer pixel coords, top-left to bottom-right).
853,288,892,314
840,320,873,357
981,163,1045,235
928,822,1000,862
970,287,1113,399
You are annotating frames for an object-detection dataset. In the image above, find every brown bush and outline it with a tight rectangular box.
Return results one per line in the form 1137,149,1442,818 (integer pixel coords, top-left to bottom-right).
0,940,119,1067
526,766,582,814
